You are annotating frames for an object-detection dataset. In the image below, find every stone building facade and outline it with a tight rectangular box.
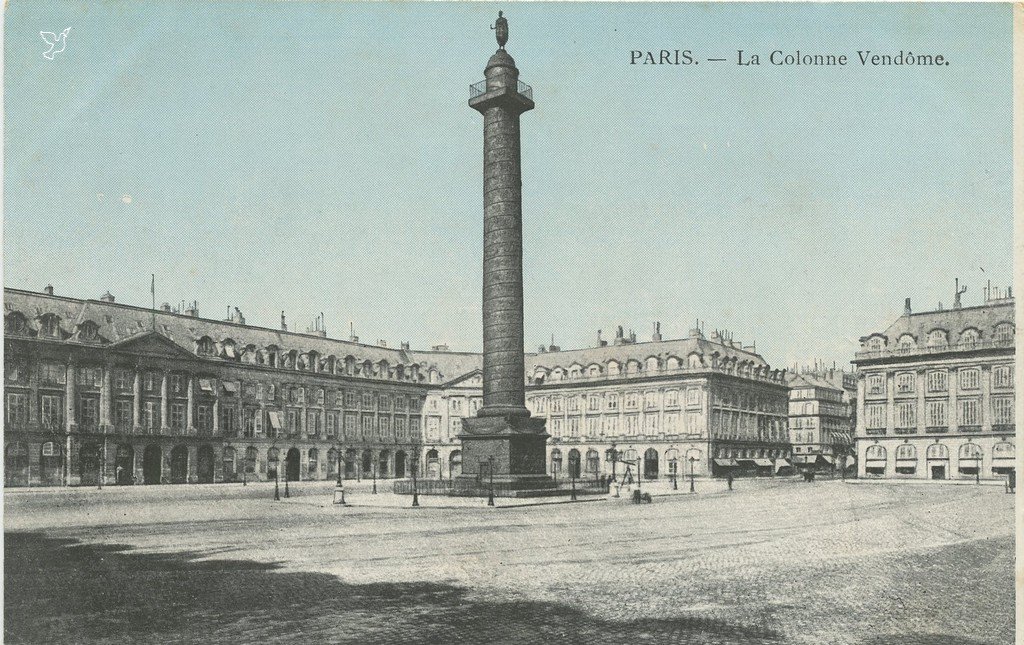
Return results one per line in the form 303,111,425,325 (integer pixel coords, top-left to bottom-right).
785,369,857,473
852,290,1015,480
421,326,792,482
4,288,792,486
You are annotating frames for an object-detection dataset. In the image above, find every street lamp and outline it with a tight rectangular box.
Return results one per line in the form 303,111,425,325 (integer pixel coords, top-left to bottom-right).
672,462,678,490
274,467,280,501
412,448,420,507
571,468,577,501
689,456,696,493
372,449,378,494
487,455,495,507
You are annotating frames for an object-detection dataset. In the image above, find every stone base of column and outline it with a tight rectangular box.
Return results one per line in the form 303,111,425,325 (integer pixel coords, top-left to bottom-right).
457,415,557,495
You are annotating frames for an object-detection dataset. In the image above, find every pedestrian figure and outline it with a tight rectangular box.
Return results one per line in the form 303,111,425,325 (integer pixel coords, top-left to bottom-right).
115,465,123,485
727,473,733,491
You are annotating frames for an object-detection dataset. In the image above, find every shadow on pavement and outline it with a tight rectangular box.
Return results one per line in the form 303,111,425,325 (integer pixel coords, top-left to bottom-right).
6,531,784,645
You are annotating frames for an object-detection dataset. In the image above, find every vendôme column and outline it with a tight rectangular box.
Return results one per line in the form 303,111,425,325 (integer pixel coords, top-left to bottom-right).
459,12,551,490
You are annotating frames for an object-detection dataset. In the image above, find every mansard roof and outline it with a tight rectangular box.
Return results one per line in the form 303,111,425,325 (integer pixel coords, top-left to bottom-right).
872,301,1014,344
526,336,770,373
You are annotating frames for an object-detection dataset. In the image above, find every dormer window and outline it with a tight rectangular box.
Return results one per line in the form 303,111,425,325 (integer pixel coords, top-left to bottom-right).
959,328,980,347
897,334,915,350
994,323,1014,343
927,329,948,347
39,314,61,338
5,312,27,335
196,336,216,356
867,336,885,351
78,321,99,342
221,339,237,360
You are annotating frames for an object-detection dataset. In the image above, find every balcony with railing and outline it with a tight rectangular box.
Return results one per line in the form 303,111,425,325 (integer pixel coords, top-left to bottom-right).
469,78,533,101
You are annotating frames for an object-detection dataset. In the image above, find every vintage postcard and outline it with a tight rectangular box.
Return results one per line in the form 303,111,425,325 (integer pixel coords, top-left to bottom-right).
2,2,1018,644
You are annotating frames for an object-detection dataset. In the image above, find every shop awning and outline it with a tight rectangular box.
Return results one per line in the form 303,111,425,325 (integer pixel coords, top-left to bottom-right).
775,459,793,471
713,458,737,467
221,381,239,394
736,458,756,464
198,379,214,392
267,411,283,430
820,455,835,464
753,458,773,467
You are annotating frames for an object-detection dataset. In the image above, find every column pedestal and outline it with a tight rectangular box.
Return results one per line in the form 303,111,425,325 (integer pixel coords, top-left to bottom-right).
458,415,555,493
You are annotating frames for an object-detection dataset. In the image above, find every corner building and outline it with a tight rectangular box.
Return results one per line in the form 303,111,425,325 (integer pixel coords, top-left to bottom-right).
852,292,1015,480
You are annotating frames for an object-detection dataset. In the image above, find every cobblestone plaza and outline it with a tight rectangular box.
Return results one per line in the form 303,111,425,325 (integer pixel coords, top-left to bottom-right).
5,480,1013,644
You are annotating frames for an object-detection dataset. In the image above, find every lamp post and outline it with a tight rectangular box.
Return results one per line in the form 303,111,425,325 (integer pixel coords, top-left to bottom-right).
672,463,678,490
372,450,378,494
412,447,420,507
274,467,280,501
689,456,696,493
570,469,577,501
487,455,495,507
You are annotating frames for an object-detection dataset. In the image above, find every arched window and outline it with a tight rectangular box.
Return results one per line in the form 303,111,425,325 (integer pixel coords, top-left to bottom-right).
196,336,216,356
958,443,982,460
865,445,887,461
867,336,885,351
39,314,61,338
308,448,319,474
926,444,948,460
959,328,980,347
568,364,583,379
666,356,681,370
607,361,620,376
897,334,916,350
992,442,1015,460
550,449,563,476
645,357,660,372
687,353,702,368
626,360,641,375
5,312,28,335
994,323,1014,343
895,444,917,461
587,364,601,377
927,329,948,347
222,447,236,480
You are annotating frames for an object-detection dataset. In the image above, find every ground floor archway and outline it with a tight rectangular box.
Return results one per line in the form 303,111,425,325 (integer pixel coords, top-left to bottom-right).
40,441,64,486
449,450,462,478
285,448,300,482
79,442,102,486
115,444,135,485
568,449,582,479
143,445,162,484
170,445,189,484
644,448,660,480
378,450,390,479
197,444,215,483
395,451,407,478
5,443,29,487
345,448,357,479
426,449,440,479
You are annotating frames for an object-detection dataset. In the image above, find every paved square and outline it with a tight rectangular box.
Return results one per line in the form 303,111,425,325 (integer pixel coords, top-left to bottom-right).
4,479,1013,644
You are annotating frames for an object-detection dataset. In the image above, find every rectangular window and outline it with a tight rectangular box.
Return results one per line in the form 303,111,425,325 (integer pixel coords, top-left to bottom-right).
40,394,62,429
664,412,679,433
77,366,102,387
896,373,915,394
926,400,947,428
586,416,600,435
169,403,186,431
535,397,548,413
169,374,185,395
5,393,28,426
379,394,391,410
345,413,358,438
144,401,160,430
114,399,132,429
865,403,886,429
552,397,564,413
606,394,618,411
567,396,579,412
379,416,391,437
449,418,460,438
686,388,701,407
296,387,305,405
993,365,1013,389
894,401,916,429
286,409,300,435
114,369,132,391
568,417,580,437
220,405,239,436
362,392,374,410
361,415,373,437
409,417,420,436
40,362,66,386
644,414,658,434
243,407,258,437
326,412,338,437
625,394,638,410
267,384,276,401
77,396,99,428
316,388,325,405
664,390,679,407
926,370,947,393
427,417,440,441
958,399,979,426
867,374,885,395
345,391,357,408
991,396,1014,425
604,416,619,435
450,398,462,413
197,405,212,432
395,417,406,438
144,372,159,393
625,415,639,435
394,396,406,412
307,410,322,437
644,392,657,409
256,383,264,401
550,417,563,437
959,369,980,391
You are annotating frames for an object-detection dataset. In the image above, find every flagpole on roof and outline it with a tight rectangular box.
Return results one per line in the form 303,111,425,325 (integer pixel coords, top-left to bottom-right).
151,274,156,331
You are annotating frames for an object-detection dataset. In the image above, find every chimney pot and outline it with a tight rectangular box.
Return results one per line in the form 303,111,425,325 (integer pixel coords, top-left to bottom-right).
100,291,115,303
281,311,287,331
43,284,54,295
904,298,911,316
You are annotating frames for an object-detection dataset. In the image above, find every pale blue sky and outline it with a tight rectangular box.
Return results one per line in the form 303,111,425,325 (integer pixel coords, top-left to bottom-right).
4,2,1013,369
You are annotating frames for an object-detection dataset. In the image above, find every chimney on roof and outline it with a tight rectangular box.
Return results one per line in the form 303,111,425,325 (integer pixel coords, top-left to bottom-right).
281,311,288,331
538,345,547,353
628,329,636,344
400,341,410,351
432,344,449,352
184,301,199,317
548,334,559,352
904,298,911,316
100,291,115,303
43,284,54,295
235,307,246,326
349,321,358,343
378,339,388,348
160,302,172,312
652,321,662,342
597,329,605,347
